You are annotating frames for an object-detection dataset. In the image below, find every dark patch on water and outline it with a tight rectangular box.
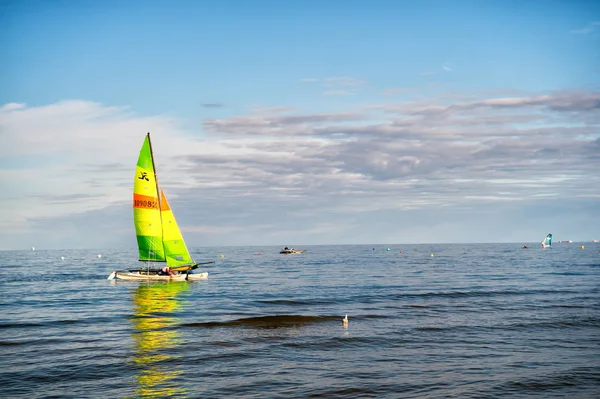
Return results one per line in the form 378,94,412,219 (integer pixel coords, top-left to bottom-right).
182,314,338,329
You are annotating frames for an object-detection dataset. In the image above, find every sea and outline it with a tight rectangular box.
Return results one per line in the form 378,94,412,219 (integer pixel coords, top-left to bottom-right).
1,243,599,398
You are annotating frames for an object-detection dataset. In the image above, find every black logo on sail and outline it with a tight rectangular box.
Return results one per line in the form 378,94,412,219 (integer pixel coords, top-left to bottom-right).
138,172,149,181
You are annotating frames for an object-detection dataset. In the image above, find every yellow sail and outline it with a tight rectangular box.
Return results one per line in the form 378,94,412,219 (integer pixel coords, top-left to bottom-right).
160,190,195,269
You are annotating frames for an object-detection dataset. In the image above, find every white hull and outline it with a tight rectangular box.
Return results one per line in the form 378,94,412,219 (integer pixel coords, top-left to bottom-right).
186,272,209,280
280,249,307,254
108,271,208,281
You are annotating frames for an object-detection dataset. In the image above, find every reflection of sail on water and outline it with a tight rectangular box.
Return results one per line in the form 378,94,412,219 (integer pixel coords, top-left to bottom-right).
129,282,189,398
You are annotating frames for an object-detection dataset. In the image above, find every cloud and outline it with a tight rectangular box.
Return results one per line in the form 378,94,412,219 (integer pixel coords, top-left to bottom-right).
442,62,452,72
378,91,600,115
0,101,199,241
203,110,365,136
201,91,599,197
570,21,600,34
1,91,599,249
465,92,600,111
1,103,26,111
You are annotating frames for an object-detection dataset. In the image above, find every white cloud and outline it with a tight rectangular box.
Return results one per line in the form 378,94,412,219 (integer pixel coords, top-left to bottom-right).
0,103,26,111
0,101,205,239
1,91,599,249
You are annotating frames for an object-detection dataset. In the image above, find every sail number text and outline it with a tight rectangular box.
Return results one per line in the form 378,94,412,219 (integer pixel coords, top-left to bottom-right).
134,199,158,209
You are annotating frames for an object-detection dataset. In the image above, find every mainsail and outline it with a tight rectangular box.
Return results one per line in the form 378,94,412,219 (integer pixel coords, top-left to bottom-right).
541,233,552,248
133,133,195,269
133,134,165,262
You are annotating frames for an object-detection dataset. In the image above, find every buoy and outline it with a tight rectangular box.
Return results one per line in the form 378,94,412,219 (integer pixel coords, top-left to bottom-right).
31,247,35,251
257,252,262,255
97,254,102,259
387,248,390,252
399,250,403,254
430,253,434,257
581,245,584,249
60,256,65,260
220,254,225,258
342,314,348,328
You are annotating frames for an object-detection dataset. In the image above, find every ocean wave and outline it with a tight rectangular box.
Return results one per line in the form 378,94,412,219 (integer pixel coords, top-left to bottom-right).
181,314,340,329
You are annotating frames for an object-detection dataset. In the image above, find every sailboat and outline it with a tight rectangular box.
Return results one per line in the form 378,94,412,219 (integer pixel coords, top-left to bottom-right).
541,233,552,249
108,133,211,281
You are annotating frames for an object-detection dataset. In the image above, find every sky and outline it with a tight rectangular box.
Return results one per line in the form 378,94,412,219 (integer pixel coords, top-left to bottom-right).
1,0,599,250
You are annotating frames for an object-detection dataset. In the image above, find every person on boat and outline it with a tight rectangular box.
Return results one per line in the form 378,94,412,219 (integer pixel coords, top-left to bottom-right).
284,246,289,251
158,266,174,276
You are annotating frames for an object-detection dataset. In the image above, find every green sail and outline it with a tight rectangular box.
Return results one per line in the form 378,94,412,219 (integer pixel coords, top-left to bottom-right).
133,134,166,262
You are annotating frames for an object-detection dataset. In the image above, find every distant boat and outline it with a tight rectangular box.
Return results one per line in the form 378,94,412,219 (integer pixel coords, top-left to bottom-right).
592,240,599,243
541,233,552,249
280,247,307,254
559,240,572,243
108,133,213,281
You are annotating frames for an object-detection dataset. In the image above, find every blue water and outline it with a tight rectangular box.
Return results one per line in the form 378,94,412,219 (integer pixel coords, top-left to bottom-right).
1,243,599,398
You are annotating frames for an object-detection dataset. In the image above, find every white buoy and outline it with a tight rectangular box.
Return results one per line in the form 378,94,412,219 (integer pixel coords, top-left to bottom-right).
97,254,102,259
342,314,349,328
61,256,65,260
31,247,35,251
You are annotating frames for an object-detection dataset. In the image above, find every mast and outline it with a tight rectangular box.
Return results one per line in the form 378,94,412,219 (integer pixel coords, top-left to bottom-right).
146,132,166,257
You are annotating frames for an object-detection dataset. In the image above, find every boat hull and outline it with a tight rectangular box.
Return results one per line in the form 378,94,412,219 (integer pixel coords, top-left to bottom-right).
280,249,307,254
186,272,209,280
109,271,208,281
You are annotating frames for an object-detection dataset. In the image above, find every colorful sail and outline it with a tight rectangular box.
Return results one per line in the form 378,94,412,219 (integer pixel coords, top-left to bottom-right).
133,134,166,262
541,233,552,248
160,190,195,269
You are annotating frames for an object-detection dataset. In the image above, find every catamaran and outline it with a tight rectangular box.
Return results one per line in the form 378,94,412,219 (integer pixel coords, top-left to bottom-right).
108,133,211,281
541,233,552,249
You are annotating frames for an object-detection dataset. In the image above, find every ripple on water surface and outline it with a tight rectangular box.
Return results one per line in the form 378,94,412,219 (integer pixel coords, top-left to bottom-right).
0,244,599,398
